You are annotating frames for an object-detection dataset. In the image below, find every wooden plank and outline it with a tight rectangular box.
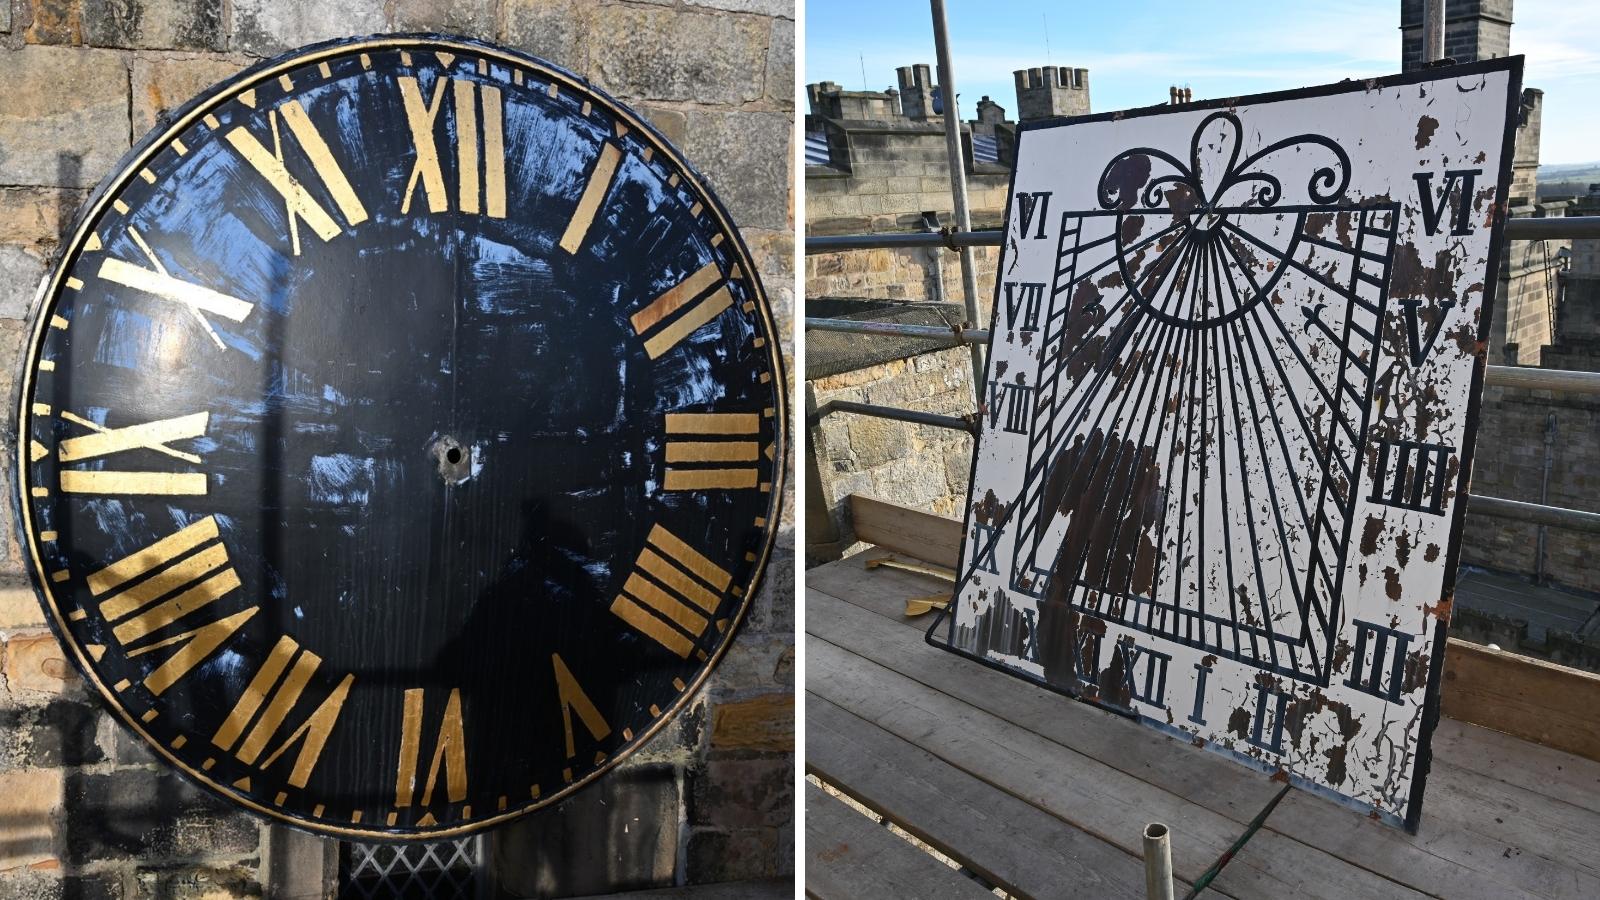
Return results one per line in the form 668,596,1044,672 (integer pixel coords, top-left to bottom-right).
1431,718,1600,815
806,582,1569,900
807,694,1157,899
804,780,997,900
847,495,961,569
840,496,1600,763
806,627,1426,900
1441,638,1600,762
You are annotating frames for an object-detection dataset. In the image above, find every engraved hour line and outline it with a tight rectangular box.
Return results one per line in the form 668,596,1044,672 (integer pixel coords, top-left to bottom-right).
98,226,254,350
664,412,762,491
559,142,622,254
552,653,611,781
211,634,354,790
55,409,208,496
630,261,733,360
88,515,258,696
225,99,369,254
611,525,732,658
398,75,507,218
395,687,468,823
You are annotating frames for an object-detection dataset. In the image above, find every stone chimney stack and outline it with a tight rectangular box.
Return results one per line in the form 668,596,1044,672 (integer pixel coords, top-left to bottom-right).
974,96,1006,124
1013,65,1090,121
896,64,937,120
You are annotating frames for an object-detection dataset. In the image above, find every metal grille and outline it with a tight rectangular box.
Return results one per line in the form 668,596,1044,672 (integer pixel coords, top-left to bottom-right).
339,837,484,900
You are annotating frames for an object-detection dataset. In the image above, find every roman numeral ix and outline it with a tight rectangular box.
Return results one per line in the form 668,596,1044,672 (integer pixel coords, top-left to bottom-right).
44,408,209,496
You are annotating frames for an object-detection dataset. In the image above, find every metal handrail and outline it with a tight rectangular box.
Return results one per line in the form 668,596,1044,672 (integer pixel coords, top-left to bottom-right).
805,215,1600,255
805,316,1600,395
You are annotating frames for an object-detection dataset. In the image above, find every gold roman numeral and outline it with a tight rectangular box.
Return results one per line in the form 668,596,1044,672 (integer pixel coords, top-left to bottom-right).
98,226,254,349
630,261,732,360
211,634,353,790
611,525,732,658
664,412,765,491
226,100,368,255
89,515,257,695
398,76,506,218
552,653,610,781
53,408,208,496
395,687,467,821
559,143,621,254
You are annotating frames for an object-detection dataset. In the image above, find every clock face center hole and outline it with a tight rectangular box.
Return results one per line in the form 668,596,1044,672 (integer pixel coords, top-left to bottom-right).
430,435,474,485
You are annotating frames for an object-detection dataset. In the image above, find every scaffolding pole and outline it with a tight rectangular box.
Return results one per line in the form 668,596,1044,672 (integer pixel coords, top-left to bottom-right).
929,0,986,395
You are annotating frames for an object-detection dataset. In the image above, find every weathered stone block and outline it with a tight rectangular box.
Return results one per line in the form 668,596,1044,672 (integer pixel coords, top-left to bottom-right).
637,105,686,146
131,55,248,138
0,699,104,769
4,629,77,694
709,692,792,752
685,0,793,16
744,548,793,634
231,0,385,57
134,864,259,899
0,581,48,628
588,5,768,106
680,110,790,232
64,768,260,865
0,46,130,188
0,186,86,245
73,0,225,51
0,767,64,871
766,17,794,107
489,764,680,897
0,244,50,320
499,0,595,76
390,0,497,34
689,757,791,828
686,825,779,884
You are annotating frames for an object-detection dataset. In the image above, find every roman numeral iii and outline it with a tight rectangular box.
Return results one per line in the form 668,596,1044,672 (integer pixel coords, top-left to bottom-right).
611,525,732,658
89,515,257,696
664,412,765,491
398,75,506,218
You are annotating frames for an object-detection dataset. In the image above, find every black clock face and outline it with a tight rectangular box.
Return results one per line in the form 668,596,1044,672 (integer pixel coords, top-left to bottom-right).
15,36,786,839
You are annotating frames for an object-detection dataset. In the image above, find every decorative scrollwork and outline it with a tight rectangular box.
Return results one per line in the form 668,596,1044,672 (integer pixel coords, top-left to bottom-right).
1097,111,1351,212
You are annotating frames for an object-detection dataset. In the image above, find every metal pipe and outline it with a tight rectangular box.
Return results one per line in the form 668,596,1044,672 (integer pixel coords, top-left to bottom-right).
1143,823,1175,900
815,399,976,434
928,0,986,394
1485,365,1600,393
1470,495,1600,534
804,217,1600,254
804,317,990,343
1537,412,1557,583
1423,0,1445,64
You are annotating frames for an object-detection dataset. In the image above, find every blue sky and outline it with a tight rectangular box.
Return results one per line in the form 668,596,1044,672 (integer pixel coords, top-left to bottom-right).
804,0,1600,165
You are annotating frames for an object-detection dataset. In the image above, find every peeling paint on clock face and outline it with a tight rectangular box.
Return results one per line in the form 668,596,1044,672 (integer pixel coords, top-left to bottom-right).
943,59,1521,829
16,36,786,839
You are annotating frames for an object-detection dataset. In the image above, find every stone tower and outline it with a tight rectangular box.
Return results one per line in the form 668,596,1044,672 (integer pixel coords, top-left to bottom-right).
1013,66,1090,121
896,64,937,120
1400,0,1513,72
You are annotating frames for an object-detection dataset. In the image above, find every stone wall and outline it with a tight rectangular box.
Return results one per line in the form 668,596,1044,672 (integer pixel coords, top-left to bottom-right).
0,1,795,896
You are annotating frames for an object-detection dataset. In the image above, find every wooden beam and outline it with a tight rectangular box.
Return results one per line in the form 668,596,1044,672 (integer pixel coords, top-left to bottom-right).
841,494,1600,763
1441,638,1600,762
848,495,961,569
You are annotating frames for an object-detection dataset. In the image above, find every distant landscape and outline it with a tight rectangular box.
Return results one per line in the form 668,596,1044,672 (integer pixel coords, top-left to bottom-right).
1539,162,1600,200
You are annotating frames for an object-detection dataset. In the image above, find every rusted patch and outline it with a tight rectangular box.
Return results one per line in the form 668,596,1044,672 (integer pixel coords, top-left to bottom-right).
1360,515,1384,556
1383,567,1403,601
1414,115,1439,150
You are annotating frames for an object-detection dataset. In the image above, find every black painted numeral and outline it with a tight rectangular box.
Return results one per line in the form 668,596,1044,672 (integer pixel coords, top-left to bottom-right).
1413,168,1481,237
1344,619,1411,703
986,380,1035,435
1002,281,1045,332
1015,191,1052,240
1367,438,1452,514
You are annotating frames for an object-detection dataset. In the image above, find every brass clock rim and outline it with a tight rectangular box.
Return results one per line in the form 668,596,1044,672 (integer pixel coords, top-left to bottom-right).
14,32,790,841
